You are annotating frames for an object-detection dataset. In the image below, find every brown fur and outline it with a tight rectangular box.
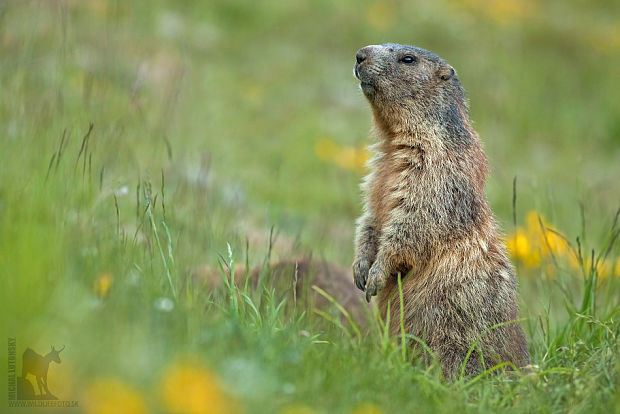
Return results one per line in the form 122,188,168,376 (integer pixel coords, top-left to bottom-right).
352,43,530,378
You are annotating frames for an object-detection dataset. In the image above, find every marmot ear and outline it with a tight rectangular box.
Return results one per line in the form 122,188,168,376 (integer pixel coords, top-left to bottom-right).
438,65,455,81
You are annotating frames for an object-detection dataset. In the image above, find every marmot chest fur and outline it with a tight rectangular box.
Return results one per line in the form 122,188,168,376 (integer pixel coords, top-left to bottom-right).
352,43,530,378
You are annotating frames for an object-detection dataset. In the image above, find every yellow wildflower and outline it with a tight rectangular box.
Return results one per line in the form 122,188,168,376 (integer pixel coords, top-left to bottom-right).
94,273,113,299
506,227,540,267
509,210,615,280
314,137,370,172
160,362,238,414
506,228,529,259
525,210,543,234
522,210,568,260
540,228,567,257
83,378,148,414
522,249,542,268
336,146,370,171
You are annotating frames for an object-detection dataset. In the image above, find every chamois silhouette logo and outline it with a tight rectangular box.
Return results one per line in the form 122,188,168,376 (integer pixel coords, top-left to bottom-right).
17,345,65,400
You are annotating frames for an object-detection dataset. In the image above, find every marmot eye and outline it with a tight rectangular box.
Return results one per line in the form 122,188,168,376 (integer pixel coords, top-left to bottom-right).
400,56,416,64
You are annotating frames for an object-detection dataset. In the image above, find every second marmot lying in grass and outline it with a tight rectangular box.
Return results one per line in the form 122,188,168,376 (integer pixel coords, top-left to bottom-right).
352,43,530,378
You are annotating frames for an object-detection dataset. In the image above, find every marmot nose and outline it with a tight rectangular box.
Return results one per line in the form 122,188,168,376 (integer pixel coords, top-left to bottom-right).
356,51,367,64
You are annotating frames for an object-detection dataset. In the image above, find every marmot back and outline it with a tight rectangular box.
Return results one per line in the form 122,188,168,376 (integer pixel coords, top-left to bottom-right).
351,43,530,378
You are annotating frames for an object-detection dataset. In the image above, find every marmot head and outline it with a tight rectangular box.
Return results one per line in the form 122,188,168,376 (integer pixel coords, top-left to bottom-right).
354,43,469,140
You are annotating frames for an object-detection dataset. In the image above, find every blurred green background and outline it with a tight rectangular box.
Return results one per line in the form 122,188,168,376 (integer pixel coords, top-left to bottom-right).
1,1,618,413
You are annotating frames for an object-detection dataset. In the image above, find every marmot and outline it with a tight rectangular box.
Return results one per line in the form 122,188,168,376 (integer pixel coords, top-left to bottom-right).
352,43,530,378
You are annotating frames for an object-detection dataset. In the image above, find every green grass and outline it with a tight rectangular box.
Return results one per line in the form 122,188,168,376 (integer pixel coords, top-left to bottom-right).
1,1,618,413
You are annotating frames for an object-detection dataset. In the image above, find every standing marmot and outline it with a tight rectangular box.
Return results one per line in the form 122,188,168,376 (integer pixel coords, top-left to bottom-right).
352,43,530,378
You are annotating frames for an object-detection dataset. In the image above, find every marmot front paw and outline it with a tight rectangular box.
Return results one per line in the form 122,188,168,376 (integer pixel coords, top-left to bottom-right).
353,257,371,291
365,261,388,302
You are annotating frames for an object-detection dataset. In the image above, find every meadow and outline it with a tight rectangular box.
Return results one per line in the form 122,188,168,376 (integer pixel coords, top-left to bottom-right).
0,1,618,413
